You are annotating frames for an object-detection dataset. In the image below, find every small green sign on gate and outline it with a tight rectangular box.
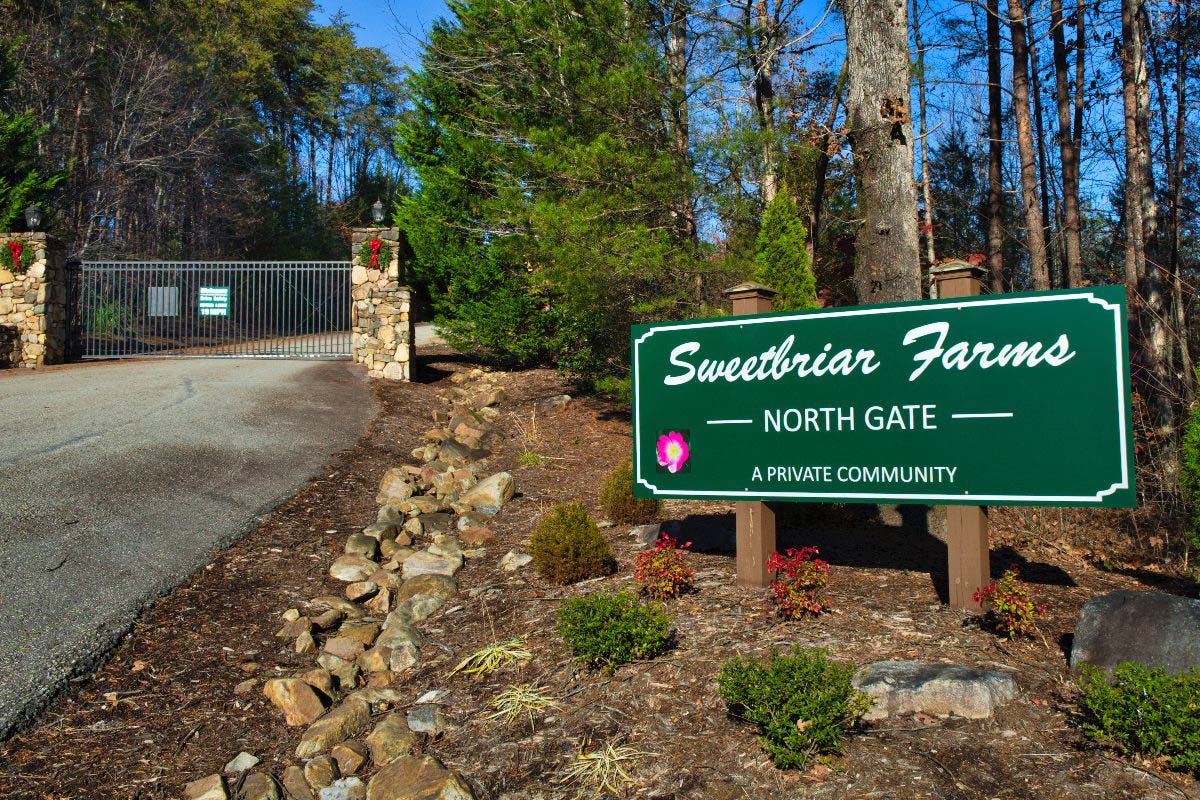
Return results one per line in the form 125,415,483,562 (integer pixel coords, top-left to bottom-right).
198,286,229,317
632,286,1135,508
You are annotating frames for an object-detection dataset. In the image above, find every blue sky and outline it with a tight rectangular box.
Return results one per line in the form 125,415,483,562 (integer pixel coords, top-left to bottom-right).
317,0,449,68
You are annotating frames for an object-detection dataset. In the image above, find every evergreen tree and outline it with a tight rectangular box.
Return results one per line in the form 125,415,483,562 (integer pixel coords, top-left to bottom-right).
0,41,60,231
753,187,817,311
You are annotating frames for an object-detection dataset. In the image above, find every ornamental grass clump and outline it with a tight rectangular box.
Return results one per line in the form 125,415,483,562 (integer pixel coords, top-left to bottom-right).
557,591,672,672
767,547,831,618
717,646,871,770
634,534,695,599
1079,662,1200,774
529,501,617,584
599,460,661,524
973,568,1046,638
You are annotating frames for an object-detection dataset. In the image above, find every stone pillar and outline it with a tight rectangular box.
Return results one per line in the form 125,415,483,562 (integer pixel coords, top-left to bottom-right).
0,232,68,369
350,227,414,381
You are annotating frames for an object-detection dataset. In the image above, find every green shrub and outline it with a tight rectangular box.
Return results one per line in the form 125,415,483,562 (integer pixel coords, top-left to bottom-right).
557,591,672,671
599,460,661,525
1181,394,1200,556
529,501,617,584
753,186,817,312
717,646,870,769
1079,662,1200,773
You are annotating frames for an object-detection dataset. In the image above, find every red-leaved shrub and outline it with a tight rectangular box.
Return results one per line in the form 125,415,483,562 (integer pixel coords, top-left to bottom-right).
974,568,1046,638
634,535,695,599
767,547,831,619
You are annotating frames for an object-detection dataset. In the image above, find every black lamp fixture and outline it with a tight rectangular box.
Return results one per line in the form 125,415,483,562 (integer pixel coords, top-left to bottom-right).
24,204,43,231
370,199,385,225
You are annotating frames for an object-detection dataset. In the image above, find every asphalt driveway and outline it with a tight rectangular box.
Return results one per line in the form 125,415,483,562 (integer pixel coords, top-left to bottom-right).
0,359,376,738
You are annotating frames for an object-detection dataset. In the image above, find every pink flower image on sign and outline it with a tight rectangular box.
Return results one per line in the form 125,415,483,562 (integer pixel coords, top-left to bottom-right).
656,431,690,473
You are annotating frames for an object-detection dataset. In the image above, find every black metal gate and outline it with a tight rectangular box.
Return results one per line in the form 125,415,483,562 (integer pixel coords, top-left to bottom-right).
77,261,352,359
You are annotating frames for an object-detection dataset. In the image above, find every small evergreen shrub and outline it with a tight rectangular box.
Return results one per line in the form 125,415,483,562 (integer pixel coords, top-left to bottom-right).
599,460,661,524
557,591,672,671
1079,662,1200,774
1181,395,1200,557
973,568,1046,639
634,534,694,599
767,547,831,618
752,187,818,312
717,646,870,769
529,501,617,584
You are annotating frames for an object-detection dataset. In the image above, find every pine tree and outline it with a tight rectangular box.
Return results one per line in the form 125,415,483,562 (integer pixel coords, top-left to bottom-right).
0,41,60,231
753,188,817,311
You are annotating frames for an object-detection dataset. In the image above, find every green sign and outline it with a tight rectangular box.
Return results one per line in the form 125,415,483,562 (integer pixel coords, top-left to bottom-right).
199,286,229,317
632,286,1134,508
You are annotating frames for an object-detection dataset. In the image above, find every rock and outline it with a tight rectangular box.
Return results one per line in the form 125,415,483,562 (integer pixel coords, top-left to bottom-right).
350,687,407,710
377,503,406,526
397,575,457,602
345,535,380,561
406,704,449,736
324,636,367,662
235,679,258,696
366,714,417,766
387,593,446,625
365,756,476,800
278,617,314,639
319,778,366,800
456,472,514,515
1071,590,1200,673
498,550,532,572
297,696,372,758
364,588,392,615
264,678,329,726
401,496,444,515
631,523,663,548
318,653,361,689
362,522,398,541
332,740,369,775
470,386,505,409
419,513,454,535
309,607,350,629
330,556,380,583
370,569,406,591
224,752,260,774
379,539,411,561
401,551,462,579
282,765,315,800
458,527,494,547
304,755,338,791
184,775,228,800
283,608,302,622
296,631,317,654
376,623,422,673
346,581,379,602
437,439,488,467
852,661,1018,721
455,512,490,532
358,646,393,673
302,668,335,697
337,620,382,646
377,469,416,505
539,394,571,415
236,773,282,800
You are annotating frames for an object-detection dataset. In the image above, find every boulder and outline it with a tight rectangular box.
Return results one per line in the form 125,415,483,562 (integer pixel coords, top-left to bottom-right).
336,620,382,647
317,653,360,689
401,551,462,579
377,503,406,526
319,778,366,800
365,756,476,800
366,714,417,766
631,523,663,549
538,394,571,415
281,765,314,800
264,678,329,726
301,668,335,696
377,469,415,505
346,582,379,602
236,773,282,800
1070,590,1200,673
330,556,380,583
297,696,372,758
331,740,369,775
304,755,338,791
184,775,228,800
852,661,1018,721
401,496,444,515
456,472,514,515
324,637,366,662
397,575,457,602
345,535,380,561
362,522,398,541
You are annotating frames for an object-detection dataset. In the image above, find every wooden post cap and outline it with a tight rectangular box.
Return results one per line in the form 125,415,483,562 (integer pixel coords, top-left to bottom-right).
723,281,778,301
929,260,987,282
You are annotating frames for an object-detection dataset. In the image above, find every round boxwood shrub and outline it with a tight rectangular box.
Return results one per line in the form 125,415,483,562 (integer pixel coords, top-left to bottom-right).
599,460,661,524
557,591,673,671
529,501,617,584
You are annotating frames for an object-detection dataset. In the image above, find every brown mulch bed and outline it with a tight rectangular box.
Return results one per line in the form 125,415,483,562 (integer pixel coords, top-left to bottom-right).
2,347,1198,799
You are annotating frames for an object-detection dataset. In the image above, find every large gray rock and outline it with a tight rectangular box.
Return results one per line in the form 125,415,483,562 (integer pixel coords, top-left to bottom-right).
852,660,1018,721
1071,590,1200,673
365,756,475,800
401,551,462,579
456,472,514,515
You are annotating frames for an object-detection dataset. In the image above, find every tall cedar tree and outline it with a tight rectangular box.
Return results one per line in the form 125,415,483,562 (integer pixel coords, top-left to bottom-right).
0,41,60,231
397,0,694,380
754,188,817,310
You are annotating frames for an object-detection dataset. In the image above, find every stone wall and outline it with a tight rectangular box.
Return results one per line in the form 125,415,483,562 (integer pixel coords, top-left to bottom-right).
350,227,414,381
0,233,68,369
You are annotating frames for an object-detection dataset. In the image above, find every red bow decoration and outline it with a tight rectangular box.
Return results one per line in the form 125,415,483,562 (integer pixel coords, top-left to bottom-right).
369,239,382,269
8,241,21,271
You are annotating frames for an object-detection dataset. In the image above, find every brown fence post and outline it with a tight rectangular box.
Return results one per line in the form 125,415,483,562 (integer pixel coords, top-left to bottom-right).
723,281,778,588
930,260,991,610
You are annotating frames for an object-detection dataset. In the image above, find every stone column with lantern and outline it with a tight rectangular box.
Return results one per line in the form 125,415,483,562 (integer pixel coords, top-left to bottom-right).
1,206,68,369
350,201,415,381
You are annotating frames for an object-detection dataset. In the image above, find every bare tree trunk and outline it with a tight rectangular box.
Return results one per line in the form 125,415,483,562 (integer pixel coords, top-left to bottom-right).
1027,22,1057,286
665,0,698,245
810,65,846,263
1051,0,1083,287
844,0,922,304
987,0,1006,293
1171,1,1194,400
913,0,936,268
1007,0,1051,290
748,0,778,205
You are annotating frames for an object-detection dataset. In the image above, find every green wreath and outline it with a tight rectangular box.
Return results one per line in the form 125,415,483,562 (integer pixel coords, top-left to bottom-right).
357,239,393,272
5,240,35,276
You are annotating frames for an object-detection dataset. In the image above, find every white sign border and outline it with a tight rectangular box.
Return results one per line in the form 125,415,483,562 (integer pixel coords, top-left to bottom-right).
633,290,1129,504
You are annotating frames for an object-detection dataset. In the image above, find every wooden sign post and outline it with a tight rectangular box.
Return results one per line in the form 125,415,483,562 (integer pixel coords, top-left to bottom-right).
930,261,990,610
723,282,778,588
